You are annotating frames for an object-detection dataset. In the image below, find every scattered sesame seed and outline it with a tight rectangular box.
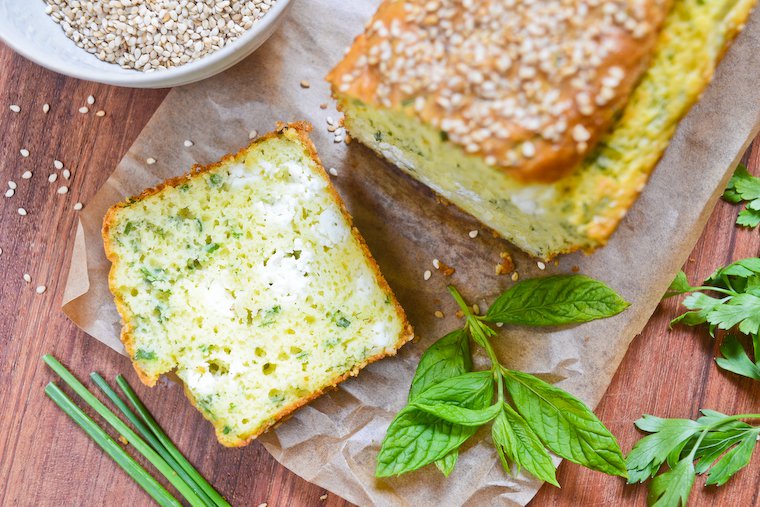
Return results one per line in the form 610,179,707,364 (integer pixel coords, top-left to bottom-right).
537,261,546,270
54,160,64,170
333,136,343,143
183,139,194,147
432,258,440,269
300,80,311,88
257,503,267,507
434,310,444,319
63,169,71,180
23,273,31,283
248,129,258,140
319,103,328,109
328,167,338,176
511,272,519,282
146,158,156,165
57,186,69,195
496,322,504,328
472,304,480,315
95,110,106,117
8,181,17,189
22,171,32,179
319,494,328,501
0,247,3,256
79,106,89,114
87,95,95,105
5,189,14,198
468,230,478,238
20,149,29,157
9,104,20,113
36,285,47,294
17,208,27,216
42,103,50,113
48,174,58,183
423,270,432,281
74,202,83,211
326,117,335,126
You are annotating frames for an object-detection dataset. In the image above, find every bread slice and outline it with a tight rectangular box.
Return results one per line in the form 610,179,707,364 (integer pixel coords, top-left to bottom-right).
103,123,414,446
327,0,757,260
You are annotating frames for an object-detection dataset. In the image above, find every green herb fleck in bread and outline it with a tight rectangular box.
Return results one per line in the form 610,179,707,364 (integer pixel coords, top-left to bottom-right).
103,122,414,447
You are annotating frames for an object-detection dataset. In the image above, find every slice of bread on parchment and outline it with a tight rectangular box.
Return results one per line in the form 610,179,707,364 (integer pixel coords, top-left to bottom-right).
103,122,413,446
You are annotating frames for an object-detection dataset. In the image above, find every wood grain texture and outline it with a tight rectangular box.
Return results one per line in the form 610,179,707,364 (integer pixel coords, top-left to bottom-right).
0,42,757,507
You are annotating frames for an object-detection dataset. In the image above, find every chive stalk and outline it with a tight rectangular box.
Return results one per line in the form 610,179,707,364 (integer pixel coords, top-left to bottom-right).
42,354,207,507
90,373,218,507
44,383,181,507
116,375,232,507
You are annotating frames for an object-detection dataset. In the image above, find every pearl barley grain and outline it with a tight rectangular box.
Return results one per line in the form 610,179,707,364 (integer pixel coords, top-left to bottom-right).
44,0,278,72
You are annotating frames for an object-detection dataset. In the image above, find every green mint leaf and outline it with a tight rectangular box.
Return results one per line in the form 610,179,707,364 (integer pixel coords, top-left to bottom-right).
626,416,702,483
409,329,471,401
492,404,559,487
715,335,760,380
706,292,760,335
413,402,501,426
435,450,458,477
704,430,759,486
647,458,695,507
663,272,697,299
409,371,494,410
722,164,753,204
502,369,627,477
485,275,629,326
737,208,760,228
376,407,478,477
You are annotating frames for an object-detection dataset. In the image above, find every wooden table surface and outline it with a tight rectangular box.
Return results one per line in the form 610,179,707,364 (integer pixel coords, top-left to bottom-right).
0,43,758,507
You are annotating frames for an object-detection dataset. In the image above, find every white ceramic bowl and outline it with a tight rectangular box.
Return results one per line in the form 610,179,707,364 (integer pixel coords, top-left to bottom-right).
0,0,294,88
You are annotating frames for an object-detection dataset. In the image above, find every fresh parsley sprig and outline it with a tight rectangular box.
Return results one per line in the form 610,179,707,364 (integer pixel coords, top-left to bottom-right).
722,164,760,228
627,410,760,507
665,258,760,380
376,275,630,484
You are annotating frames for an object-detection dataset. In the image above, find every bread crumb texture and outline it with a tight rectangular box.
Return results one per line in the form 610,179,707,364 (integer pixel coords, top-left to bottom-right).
103,124,412,446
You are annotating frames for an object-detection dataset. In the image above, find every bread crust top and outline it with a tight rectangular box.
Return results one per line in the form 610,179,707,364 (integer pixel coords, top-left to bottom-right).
327,0,672,183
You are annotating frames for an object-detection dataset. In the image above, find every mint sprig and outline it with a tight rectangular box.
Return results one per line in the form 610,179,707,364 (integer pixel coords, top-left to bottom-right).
666,258,760,381
376,275,629,483
722,164,760,228
627,411,760,506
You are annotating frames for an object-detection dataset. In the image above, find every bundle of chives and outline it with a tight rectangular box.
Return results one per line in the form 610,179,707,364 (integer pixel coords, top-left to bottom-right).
42,354,231,507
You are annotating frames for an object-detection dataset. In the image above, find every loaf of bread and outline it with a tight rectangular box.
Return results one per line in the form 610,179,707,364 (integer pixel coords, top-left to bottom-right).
103,123,414,446
328,0,757,259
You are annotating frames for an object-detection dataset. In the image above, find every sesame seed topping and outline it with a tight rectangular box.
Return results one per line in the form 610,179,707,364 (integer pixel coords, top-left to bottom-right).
18,208,27,216
511,272,519,282
63,169,71,180
22,171,32,180
468,230,478,238
20,149,29,157
423,270,432,280
8,181,17,189
248,129,258,140
432,258,440,269
74,202,83,211
9,104,20,113
146,158,157,165
300,80,311,88
5,189,14,198
537,261,546,270
36,285,47,294
57,186,69,195
87,95,95,105
95,110,106,117
54,160,64,170
23,273,31,283
184,139,194,147
434,310,444,319
42,103,50,113
319,494,328,501
48,174,58,183
333,136,343,143
79,106,89,114
319,103,328,110
328,167,339,176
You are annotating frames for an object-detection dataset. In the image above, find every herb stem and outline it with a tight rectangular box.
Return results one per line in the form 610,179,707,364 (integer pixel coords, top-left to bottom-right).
692,286,737,297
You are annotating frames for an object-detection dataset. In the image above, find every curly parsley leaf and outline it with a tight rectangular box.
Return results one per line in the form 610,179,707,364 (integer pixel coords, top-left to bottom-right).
485,274,629,326
502,368,628,477
723,164,760,229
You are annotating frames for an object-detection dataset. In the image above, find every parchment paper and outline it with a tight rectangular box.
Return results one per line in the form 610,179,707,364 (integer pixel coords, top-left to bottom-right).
61,2,760,505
